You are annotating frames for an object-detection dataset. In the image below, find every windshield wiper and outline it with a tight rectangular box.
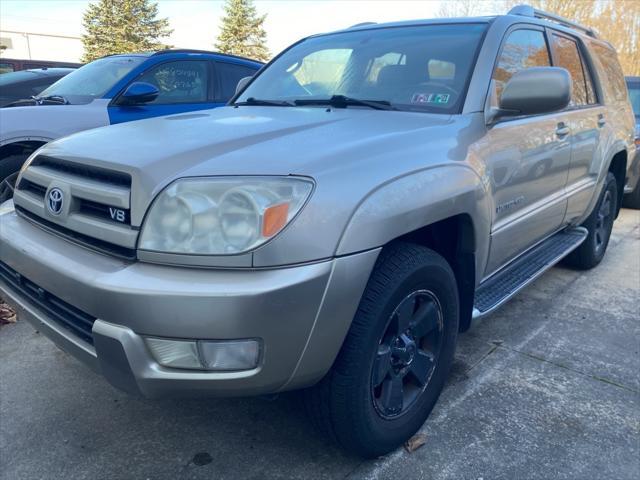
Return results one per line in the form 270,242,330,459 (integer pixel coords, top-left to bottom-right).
294,95,396,111
234,97,295,107
32,94,69,105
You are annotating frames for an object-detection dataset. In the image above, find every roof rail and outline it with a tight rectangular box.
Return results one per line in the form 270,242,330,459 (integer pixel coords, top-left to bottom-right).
508,4,598,38
349,22,377,29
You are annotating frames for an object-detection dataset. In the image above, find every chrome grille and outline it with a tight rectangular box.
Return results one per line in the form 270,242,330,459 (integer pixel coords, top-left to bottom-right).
14,156,138,258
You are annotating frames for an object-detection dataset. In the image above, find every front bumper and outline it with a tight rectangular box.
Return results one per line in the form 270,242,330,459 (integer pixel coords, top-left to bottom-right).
0,206,379,397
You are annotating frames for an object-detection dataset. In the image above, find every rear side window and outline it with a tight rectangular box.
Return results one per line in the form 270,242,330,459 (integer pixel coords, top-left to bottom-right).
136,60,209,104
216,62,258,101
591,43,628,103
552,34,596,106
493,29,551,99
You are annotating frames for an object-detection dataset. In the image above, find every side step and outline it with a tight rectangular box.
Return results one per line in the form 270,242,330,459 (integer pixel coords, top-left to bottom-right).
473,227,588,318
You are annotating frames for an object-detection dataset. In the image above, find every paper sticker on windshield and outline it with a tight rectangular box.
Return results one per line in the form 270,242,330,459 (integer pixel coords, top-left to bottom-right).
411,93,450,104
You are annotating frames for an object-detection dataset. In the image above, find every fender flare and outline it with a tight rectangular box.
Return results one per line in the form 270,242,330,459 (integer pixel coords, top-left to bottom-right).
336,164,492,286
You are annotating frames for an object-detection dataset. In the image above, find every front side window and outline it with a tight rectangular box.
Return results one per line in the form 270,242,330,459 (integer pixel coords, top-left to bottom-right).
492,29,551,99
39,56,145,102
136,60,209,104
236,24,487,114
552,34,596,106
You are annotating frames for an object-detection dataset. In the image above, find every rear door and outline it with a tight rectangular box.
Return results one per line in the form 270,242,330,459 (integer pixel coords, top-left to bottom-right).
548,31,603,223
108,59,223,124
481,26,573,276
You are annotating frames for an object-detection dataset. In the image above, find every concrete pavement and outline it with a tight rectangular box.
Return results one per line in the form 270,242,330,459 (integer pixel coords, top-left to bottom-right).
1,209,638,480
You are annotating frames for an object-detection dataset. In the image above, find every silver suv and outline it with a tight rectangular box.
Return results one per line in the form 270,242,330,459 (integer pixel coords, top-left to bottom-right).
1,5,636,457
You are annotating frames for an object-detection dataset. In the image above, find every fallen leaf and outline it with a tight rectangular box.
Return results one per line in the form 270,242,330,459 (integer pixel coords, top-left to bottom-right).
404,433,427,453
0,301,17,325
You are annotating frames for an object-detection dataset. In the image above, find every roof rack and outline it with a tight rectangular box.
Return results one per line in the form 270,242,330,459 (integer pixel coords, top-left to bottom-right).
509,4,598,38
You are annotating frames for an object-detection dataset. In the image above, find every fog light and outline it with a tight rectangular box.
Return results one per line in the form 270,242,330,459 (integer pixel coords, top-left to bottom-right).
199,340,260,370
145,337,260,371
145,338,200,369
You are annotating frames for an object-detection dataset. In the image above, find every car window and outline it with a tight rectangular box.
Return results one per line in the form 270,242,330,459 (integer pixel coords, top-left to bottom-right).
216,62,258,101
291,48,353,97
136,60,209,104
237,24,488,114
627,81,640,117
591,43,628,103
365,52,405,84
552,34,596,106
493,29,551,99
0,62,15,74
40,56,144,101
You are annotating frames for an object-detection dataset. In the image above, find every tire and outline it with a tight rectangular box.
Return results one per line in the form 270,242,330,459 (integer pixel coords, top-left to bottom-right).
623,179,640,209
304,242,459,458
0,153,29,183
564,172,617,270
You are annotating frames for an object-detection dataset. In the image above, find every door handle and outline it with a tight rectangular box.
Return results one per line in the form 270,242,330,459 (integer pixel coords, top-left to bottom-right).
597,114,606,127
556,124,570,137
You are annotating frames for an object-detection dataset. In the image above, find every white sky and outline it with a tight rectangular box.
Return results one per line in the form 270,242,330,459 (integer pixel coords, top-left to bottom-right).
0,0,503,60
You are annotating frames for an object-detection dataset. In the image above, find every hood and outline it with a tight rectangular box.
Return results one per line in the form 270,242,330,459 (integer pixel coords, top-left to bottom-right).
38,105,465,225
43,105,454,177
0,99,110,145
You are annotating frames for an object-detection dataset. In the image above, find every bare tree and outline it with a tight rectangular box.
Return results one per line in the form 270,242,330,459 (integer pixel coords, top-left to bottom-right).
437,0,504,17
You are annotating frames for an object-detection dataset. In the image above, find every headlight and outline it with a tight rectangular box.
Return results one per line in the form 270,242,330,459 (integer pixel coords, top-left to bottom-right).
139,177,313,255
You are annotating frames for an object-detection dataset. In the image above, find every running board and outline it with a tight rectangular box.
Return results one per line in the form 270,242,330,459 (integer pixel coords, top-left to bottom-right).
473,227,588,318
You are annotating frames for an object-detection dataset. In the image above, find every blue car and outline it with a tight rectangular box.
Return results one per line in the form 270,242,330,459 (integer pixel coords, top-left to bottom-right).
0,49,263,183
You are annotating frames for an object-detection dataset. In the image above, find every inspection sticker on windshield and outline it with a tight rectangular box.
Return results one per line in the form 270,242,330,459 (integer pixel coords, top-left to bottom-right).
411,93,450,104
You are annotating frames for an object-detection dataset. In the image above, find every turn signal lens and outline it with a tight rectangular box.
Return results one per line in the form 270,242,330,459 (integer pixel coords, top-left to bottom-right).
262,203,289,237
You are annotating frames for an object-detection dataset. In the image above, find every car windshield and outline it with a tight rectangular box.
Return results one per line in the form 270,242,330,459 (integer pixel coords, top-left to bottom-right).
627,80,639,118
236,23,487,114
39,56,145,102
0,70,40,86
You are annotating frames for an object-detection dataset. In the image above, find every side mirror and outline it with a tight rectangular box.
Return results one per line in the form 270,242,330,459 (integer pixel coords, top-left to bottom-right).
235,76,253,95
118,82,159,105
488,67,571,123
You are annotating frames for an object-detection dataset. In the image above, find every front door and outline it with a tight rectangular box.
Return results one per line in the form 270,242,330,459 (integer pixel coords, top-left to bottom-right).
108,59,223,124
480,27,573,277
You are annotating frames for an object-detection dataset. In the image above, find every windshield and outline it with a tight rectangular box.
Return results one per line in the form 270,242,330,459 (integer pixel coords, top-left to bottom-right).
0,70,40,86
236,24,487,113
39,56,145,101
627,80,639,118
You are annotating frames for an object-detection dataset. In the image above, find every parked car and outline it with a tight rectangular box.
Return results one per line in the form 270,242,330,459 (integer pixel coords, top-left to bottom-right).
0,68,75,107
0,5,636,458
622,76,640,208
0,58,81,74
0,49,263,186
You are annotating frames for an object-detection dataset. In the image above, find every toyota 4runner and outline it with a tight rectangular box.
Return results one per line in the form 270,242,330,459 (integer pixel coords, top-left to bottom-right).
0,5,636,457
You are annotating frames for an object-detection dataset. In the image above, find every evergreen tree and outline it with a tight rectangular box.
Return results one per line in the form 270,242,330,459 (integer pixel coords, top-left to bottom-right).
82,0,172,62
215,0,269,62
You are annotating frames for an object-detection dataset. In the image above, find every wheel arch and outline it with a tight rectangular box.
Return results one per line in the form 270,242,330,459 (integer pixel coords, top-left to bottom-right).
0,139,49,160
336,165,491,332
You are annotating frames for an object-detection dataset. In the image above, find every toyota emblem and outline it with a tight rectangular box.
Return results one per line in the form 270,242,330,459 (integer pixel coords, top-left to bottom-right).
47,188,64,215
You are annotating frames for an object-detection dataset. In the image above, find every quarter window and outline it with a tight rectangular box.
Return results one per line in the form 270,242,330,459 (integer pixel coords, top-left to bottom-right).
552,34,596,106
136,60,209,104
493,29,551,99
591,43,628,103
